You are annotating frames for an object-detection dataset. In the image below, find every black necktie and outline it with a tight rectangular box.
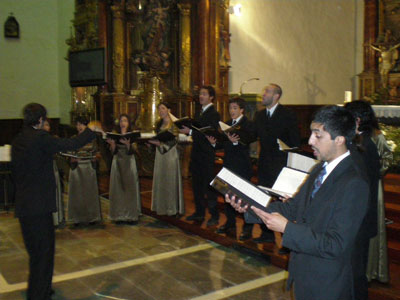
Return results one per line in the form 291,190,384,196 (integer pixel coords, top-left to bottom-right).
232,120,237,126
266,110,271,120
310,167,327,199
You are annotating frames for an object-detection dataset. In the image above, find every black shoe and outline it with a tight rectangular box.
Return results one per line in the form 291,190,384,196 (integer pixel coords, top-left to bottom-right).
186,214,204,222
239,231,252,241
253,235,275,243
206,218,219,227
216,224,235,234
278,247,290,255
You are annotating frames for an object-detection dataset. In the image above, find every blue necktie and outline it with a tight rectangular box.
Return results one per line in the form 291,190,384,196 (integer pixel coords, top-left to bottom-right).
310,167,327,199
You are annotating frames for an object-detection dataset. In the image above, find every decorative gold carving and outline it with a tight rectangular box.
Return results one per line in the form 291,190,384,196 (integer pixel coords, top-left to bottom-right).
136,73,164,131
71,86,98,121
178,3,191,94
111,4,125,93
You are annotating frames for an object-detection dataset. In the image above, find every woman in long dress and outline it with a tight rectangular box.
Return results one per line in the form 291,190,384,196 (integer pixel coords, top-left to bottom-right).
107,114,141,224
148,102,184,216
67,116,102,225
367,116,393,283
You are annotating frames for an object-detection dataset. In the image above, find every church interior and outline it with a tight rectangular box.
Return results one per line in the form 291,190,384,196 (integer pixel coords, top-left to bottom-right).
1,0,400,299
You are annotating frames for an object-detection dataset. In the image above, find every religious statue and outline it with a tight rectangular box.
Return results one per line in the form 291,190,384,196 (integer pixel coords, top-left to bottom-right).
133,0,172,73
370,42,400,88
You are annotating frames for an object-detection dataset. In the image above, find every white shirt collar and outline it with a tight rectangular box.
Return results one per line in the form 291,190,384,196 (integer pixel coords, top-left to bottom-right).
202,103,213,113
266,103,279,116
232,114,243,124
321,150,350,183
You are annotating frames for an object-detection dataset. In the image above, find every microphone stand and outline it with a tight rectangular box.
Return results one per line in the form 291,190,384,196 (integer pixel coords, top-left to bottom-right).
238,78,260,96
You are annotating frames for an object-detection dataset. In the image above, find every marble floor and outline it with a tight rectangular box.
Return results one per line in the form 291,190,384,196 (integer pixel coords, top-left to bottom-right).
0,198,291,300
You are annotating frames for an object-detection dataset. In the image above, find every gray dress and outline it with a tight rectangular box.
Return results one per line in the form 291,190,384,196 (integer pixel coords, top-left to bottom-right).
67,142,101,224
151,125,184,216
109,143,141,221
367,132,392,283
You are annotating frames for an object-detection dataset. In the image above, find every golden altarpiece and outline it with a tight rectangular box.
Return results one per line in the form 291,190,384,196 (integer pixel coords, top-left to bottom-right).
359,0,400,103
67,0,231,130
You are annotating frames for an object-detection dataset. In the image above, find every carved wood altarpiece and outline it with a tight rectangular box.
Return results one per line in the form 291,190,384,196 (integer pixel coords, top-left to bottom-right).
67,0,231,130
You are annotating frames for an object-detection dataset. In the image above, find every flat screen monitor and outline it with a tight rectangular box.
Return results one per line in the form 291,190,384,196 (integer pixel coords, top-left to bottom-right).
69,48,106,87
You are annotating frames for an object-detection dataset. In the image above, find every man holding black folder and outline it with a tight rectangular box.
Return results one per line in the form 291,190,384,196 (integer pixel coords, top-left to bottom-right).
180,86,221,226
227,106,369,300
252,83,301,243
207,97,255,237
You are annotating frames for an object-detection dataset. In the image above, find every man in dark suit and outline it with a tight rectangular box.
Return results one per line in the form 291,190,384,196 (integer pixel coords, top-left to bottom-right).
206,97,255,237
228,106,369,300
345,100,380,300
180,86,221,226
252,83,300,242
11,103,97,300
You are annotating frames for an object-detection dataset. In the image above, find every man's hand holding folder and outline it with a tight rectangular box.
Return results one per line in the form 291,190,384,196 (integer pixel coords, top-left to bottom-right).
224,194,289,233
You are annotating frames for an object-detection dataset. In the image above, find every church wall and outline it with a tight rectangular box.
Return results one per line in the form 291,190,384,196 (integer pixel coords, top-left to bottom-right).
0,0,73,123
229,0,364,105
57,0,75,124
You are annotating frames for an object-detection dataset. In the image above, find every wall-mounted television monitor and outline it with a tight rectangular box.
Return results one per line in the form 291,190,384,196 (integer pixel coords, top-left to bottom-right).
69,48,106,87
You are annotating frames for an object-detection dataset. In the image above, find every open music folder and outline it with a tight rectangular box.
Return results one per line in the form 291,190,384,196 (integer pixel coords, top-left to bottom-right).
60,152,96,160
258,167,309,198
140,130,176,143
106,131,141,144
219,121,254,145
210,167,272,216
169,112,201,129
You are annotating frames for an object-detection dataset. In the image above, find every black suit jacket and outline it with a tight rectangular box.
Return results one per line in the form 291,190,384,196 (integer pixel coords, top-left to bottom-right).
11,126,96,217
190,104,220,166
267,156,369,300
218,116,256,180
254,104,300,186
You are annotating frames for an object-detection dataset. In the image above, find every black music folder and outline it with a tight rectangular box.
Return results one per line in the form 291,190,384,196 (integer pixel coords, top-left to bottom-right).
150,130,176,143
169,113,201,129
219,121,254,145
210,167,272,217
106,131,141,144
192,125,228,142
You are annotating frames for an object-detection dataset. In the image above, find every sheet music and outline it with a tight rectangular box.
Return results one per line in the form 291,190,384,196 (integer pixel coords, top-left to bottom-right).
219,121,231,131
216,168,271,207
60,153,96,159
168,112,178,122
272,167,308,196
140,132,156,139
287,152,319,173
0,145,11,162
277,139,298,151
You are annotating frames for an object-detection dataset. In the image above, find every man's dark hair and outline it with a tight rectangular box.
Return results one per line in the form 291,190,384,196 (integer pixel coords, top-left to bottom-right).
200,85,216,100
313,105,356,145
23,103,47,126
344,100,377,135
229,97,246,111
75,115,89,126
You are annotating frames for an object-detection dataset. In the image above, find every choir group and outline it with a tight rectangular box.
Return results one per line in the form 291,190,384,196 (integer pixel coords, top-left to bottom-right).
11,83,394,300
